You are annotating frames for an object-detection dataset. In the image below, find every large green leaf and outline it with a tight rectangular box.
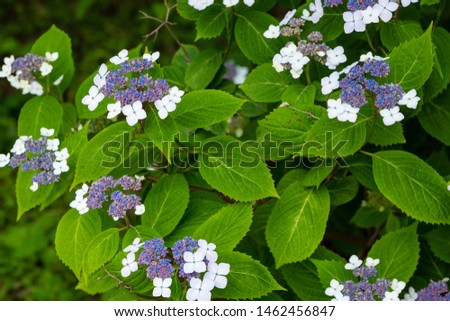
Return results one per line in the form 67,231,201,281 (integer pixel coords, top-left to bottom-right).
144,108,179,160
72,122,132,188
312,259,355,289
368,223,420,283
185,49,222,90
346,154,378,191
55,209,102,279
214,252,284,300
141,174,190,237
16,172,53,220
418,89,450,146
281,84,316,107
199,136,278,202
328,176,359,206
380,20,423,51
302,6,344,41
423,226,450,264
425,27,450,100
266,183,330,267
193,203,253,251
18,96,63,137
372,150,450,224
195,5,227,40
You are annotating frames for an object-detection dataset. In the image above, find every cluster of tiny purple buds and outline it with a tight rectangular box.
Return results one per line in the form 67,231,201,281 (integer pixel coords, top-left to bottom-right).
323,0,343,7
341,264,388,301
171,237,202,280
416,279,450,301
99,57,170,106
138,238,175,280
346,0,377,11
85,175,142,220
280,18,306,37
297,32,330,65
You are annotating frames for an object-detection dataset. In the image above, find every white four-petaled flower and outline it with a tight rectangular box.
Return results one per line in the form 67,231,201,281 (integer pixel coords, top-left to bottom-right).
143,51,160,62
153,278,172,298
361,6,380,24
121,252,138,277
325,279,344,297
135,204,145,215
40,127,55,137
183,250,207,274
365,257,380,267
380,106,404,126
383,291,399,301
46,138,60,152
188,0,214,11
398,89,420,109
45,52,59,62
326,46,347,70
223,0,239,7
321,72,340,95
39,62,53,76
186,277,215,301
263,25,280,39
110,49,129,65
391,279,406,293
205,262,230,289
198,239,218,262
401,0,418,7
374,0,399,23
345,255,363,270
53,159,69,175
124,238,145,253
94,64,108,89
280,9,296,26
343,11,366,34
403,287,418,301
122,101,147,126
81,85,105,111
55,148,70,161
107,101,122,119
0,153,11,167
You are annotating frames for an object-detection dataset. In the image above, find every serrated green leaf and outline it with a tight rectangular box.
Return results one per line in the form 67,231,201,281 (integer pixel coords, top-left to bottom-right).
346,154,378,191
368,223,420,283
328,176,359,206
193,203,252,251
387,25,434,90
195,6,227,40
366,117,405,146
176,0,202,21
122,226,161,250
55,209,101,279
199,136,278,202
380,20,423,52
240,64,292,103
72,122,132,188
282,84,316,107
30,25,74,92
302,6,344,41
302,162,335,188
18,96,63,137
141,174,190,237
61,122,89,168
173,90,244,129
144,107,179,160
350,206,389,228
312,259,355,289
16,171,53,220
266,183,330,267
419,89,450,146
82,228,120,278
424,226,450,264
425,27,450,100
372,150,450,224
185,49,222,90
234,11,284,64
276,169,308,195
248,200,275,246
214,251,284,300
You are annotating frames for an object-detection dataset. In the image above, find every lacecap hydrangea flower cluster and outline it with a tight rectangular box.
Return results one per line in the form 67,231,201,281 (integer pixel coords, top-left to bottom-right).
70,175,145,220
0,52,61,96
81,49,184,125
322,52,419,126
188,0,255,11
0,127,70,192
121,237,230,301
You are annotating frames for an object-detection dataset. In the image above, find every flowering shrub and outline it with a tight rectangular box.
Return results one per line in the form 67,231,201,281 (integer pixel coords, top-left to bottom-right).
1,0,450,301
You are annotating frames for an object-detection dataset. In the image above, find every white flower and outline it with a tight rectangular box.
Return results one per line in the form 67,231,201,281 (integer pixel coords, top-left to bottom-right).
338,105,359,123
46,138,60,151
326,46,347,69
0,153,11,167
121,252,138,277
232,65,249,85
272,54,284,72
380,106,404,126
290,52,310,71
76,184,89,197
30,182,39,192
290,68,304,79
321,72,340,95
45,52,59,62
205,262,230,289
143,51,160,62
280,9,296,26
343,11,366,34
153,278,172,298
11,139,26,155
122,101,147,126
28,81,44,96
383,291,400,301
81,85,105,111
135,204,145,215
124,238,145,253
183,250,207,274
263,24,280,39
391,279,406,293
243,0,255,6
340,61,359,75
169,86,185,103
19,135,32,142
55,148,70,161
305,0,324,24
365,257,380,267
403,287,418,301
325,279,344,297
374,0,399,23
188,0,214,11
40,62,53,76
93,63,108,89
0,55,14,78
110,49,129,65
186,277,215,301
53,159,69,175
154,89,183,120
345,255,363,270
70,196,89,214
280,43,297,57
135,175,145,181
401,0,418,6
40,127,55,137
398,89,420,109
53,75,64,86
331,292,350,301
223,0,239,7
361,6,380,24
107,101,122,119
327,98,346,119
198,239,218,262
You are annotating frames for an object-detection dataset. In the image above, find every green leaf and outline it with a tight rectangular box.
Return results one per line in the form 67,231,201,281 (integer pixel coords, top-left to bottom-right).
276,169,308,195
185,49,222,90
380,20,423,52
18,96,63,137
387,25,434,90
82,228,120,278
282,84,316,107
166,191,226,245
55,209,102,279
199,136,278,202
350,206,389,228
214,251,284,300
302,6,344,41
423,226,450,264
171,45,199,70
328,176,359,206
122,226,161,250
372,150,450,224
346,154,378,191
240,64,292,103
248,200,275,246
425,27,450,100
234,11,284,64
195,6,227,40
368,223,420,283
266,183,330,267
31,25,74,92
418,89,450,146
144,108,179,160
193,203,253,251
302,162,335,188
173,90,244,129
312,259,355,289
176,0,202,20
16,171,53,220
61,122,89,168
72,122,132,188
141,174,190,237
367,117,405,146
